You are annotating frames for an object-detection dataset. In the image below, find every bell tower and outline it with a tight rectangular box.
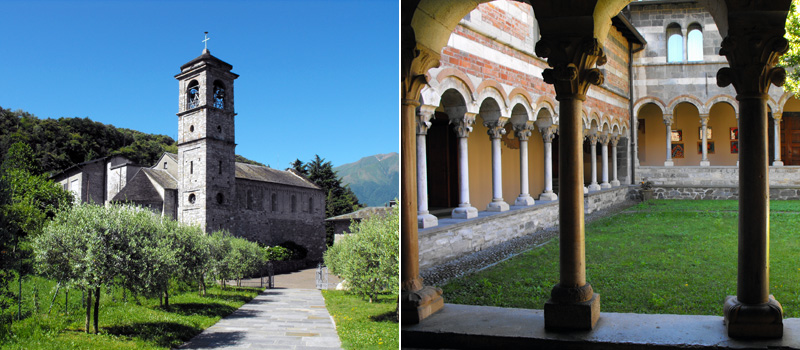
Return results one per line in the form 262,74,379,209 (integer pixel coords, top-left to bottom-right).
175,48,238,232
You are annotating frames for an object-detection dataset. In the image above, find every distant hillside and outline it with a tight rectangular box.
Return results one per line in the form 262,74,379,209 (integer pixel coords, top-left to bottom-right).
334,152,399,207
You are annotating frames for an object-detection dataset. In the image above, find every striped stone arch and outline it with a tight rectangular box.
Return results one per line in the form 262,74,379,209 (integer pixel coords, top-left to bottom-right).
611,120,621,135
633,96,667,116
475,80,510,118
436,72,478,114
599,114,612,133
588,111,602,131
508,87,535,122
666,95,704,115
704,94,738,115
536,95,558,124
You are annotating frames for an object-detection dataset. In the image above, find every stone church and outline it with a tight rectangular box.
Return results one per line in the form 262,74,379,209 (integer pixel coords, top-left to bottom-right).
53,50,326,262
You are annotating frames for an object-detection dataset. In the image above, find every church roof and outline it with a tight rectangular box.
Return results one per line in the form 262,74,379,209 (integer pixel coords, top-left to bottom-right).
164,152,178,162
235,163,320,190
141,168,177,190
111,169,164,203
179,49,234,72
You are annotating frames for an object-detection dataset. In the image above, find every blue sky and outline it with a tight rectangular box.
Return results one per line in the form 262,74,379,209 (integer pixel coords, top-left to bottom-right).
0,0,398,169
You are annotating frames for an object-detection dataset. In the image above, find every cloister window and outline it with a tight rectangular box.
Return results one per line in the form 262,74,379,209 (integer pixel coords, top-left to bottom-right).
271,193,277,212
667,23,683,63
213,80,226,109
687,23,703,62
187,80,200,109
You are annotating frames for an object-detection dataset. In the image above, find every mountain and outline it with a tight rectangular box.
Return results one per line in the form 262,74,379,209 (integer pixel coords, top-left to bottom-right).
334,153,399,207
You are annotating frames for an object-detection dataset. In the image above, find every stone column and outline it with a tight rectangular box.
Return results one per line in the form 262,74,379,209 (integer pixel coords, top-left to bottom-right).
514,123,535,206
587,134,601,191
486,119,510,212
540,126,558,201
416,105,438,228
664,116,674,166
599,134,611,189
451,113,479,219
774,113,783,166
610,135,620,187
700,114,710,166
400,40,443,325
717,27,787,338
536,36,604,330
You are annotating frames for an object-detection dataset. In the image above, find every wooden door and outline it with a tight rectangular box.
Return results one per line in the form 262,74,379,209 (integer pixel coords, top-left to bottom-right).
781,114,800,165
426,113,459,209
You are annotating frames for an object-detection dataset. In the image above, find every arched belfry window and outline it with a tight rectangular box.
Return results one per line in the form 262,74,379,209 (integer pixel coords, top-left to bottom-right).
213,80,226,109
687,23,703,62
666,23,683,63
187,80,201,109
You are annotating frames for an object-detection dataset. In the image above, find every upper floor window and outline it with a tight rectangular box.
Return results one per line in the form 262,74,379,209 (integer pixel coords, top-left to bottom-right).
667,23,683,63
213,80,226,109
187,80,201,109
308,197,313,213
271,193,278,212
291,195,297,213
687,23,703,62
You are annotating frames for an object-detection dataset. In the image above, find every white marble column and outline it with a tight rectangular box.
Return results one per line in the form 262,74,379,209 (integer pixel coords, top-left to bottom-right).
664,116,674,167
610,135,620,187
540,126,558,201
514,123,535,206
416,105,438,228
587,134,601,191
486,119,510,212
700,114,710,166
599,134,611,189
451,113,479,219
774,114,783,166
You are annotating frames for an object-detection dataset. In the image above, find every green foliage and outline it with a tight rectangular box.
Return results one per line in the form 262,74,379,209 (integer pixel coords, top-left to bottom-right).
322,290,398,350
234,154,266,167
324,207,398,303
263,246,292,262
207,230,266,286
781,0,800,95
279,241,308,260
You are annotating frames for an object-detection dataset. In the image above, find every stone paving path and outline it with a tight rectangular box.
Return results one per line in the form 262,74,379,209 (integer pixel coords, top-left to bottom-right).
180,269,343,349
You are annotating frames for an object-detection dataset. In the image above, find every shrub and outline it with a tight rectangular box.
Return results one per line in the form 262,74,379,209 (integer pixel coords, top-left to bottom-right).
324,207,398,302
264,246,292,262
279,241,308,260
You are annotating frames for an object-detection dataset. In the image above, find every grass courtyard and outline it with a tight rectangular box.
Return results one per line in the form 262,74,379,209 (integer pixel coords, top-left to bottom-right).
441,200,800,317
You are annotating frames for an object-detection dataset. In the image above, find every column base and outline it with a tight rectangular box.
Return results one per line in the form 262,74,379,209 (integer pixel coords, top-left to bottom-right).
600,182,611,189
452,206,478,219
540,192,558,201
610,180,620,187
700,160,710,166
584,187,588,194
514,195,535,206
588,183,601,192
417,213,438,229
723,295,783,339
664,160,674,167
545,293,601,331
401,286,444,325
773,161,784,167
486,200,509,212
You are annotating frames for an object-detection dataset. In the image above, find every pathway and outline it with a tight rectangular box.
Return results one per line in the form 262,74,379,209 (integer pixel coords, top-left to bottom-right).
180,268,344,349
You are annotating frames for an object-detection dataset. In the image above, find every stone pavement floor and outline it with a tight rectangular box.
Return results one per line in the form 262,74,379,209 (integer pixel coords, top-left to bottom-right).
179,269,343,349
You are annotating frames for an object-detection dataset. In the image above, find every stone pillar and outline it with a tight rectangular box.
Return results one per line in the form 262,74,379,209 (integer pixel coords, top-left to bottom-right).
716,27,787,338
664,116,674,166
451,113,479,219
486,119,510,212
599,134,611,189
700,114,710,166
416,105,438,228
610,135,620,187
514,123,535,206
400,40,443,325
536,36,604,330
587,134,601,191
774,114,783,166
540,126,558,201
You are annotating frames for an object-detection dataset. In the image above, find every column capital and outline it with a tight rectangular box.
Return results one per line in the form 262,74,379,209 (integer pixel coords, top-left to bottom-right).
513,122,533,141
774,112,783,122
586,133,598,145
484,118,509,139
598,134,610,145
416,105,436,135
663,114,674,125
535,37,606,100
717,34,788,97
610,135,620,147
542,125,558,143
401,38,441,101
700,114,709,125
450,113,476,138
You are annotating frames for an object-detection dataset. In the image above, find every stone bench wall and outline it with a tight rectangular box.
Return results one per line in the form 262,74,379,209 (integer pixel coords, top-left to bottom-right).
635,166,800,200
419,186,631,271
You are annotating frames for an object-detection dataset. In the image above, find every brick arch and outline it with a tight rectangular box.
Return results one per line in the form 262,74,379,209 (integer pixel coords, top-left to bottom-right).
508,88,535,123
588,111,602,131
436,68,477,98
667,95,704,115
633,96,667,117
704,94,738,115
475,80,510,117
437,73,478,113
535,95,558,124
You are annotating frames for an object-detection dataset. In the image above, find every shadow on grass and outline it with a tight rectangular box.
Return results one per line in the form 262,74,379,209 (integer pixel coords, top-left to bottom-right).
160,302,237,317
370,310,398,323
203,292,255,304
104,322,204,348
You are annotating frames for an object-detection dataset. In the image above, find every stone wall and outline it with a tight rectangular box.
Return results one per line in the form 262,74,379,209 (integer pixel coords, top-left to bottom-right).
634,166,800,200
419,186,631,271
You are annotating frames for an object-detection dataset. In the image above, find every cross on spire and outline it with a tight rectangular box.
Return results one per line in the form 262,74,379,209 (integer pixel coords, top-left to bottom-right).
202,32,210,50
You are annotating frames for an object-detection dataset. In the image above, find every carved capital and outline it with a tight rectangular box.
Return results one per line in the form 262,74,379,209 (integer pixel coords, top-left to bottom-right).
513,123,533,141
700,114,709,126
717,34,788,97
542,125,558,143
416,105,436,135
774,113,783,122
586,133,598,145
663,114,674,126
451,113,476,138
610,135,620,147
485,118,508,139
536,37,607,100
401,26,441,101
598,134,610,145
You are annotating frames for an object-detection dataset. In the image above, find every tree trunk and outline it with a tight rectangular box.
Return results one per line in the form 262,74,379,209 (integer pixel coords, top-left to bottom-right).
93,286,100,334
85,288,92,334
164,288,169,309
65,288,69,315
48,282,61,314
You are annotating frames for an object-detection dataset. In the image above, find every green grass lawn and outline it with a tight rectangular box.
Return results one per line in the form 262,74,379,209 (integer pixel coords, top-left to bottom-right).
1,276,260,349
322,290,398,350
441,199,800,317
